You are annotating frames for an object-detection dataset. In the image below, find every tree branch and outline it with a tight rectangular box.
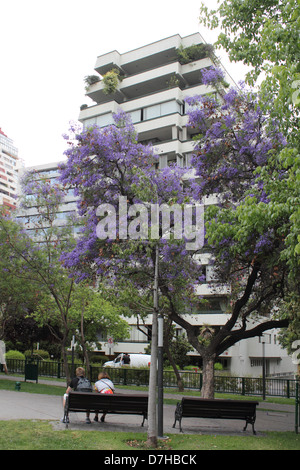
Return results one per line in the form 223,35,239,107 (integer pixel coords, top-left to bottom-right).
216,318,289,355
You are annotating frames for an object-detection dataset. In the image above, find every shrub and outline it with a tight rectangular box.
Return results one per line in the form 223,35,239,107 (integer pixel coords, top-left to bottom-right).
90,355,110,366
5,350,25,360
102,69,121,95
24,349,50,360
84,75,100,90
176,44,215,64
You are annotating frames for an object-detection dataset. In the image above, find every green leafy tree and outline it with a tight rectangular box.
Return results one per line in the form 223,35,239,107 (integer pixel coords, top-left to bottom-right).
67,283,129,371
199,0,300,354
0,171,129,382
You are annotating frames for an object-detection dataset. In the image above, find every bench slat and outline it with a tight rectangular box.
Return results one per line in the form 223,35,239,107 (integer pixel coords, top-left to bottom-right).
173,397,259,434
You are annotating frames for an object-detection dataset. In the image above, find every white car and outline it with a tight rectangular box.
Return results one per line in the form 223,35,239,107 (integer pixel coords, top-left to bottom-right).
103,353,151,368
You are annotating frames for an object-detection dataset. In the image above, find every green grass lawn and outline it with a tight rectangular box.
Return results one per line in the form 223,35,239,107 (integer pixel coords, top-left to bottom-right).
0,420,299,450
0,376,299,450
0,378,66,395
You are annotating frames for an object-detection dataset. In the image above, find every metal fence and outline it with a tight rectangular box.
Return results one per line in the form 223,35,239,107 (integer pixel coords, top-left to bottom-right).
2,359,299,399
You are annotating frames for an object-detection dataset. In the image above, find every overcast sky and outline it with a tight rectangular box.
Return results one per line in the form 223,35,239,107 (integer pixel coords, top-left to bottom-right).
0,0,250,168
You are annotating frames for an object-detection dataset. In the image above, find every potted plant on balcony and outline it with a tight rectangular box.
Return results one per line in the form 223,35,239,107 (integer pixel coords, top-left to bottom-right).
84,75,101,91
102,68,123,95
176,43,215,64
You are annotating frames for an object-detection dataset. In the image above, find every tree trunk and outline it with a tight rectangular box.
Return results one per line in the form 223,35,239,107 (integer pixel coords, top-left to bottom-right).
80,303,90,378
61,341,70,385
164,318,184,391
165,342,184,392
201,355,215,398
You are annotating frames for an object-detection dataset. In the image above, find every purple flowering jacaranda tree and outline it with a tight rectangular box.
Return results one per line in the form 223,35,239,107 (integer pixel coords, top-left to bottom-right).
59,111,196,282
59,75,297,403
59,111,203,445
180,67,297,397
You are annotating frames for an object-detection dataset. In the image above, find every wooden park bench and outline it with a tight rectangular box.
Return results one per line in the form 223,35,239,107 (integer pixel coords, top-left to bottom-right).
173,397,259,434
63,391,148,428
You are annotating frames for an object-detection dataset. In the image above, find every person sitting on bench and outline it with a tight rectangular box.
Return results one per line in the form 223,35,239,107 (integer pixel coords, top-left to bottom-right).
93,371,115,422
62,367,93,424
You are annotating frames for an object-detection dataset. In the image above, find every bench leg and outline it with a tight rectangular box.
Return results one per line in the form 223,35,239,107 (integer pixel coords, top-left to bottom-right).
141,413,147,427
172,417,183,432
243,418,256,435
179,418,183,433
63,411,69,428
173,402,183,432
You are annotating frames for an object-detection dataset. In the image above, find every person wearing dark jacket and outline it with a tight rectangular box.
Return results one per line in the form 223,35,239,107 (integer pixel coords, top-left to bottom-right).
62,367,92,423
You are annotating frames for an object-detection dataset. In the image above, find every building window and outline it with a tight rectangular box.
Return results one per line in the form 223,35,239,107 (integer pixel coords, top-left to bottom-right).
129,109,142,123
251,359,263,367
143,100,181,121
83,113,113,129
259,334,271,344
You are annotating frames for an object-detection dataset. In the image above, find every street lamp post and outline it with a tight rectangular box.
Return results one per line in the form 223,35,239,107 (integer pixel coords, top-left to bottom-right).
262,336,266,400
157,312,164,438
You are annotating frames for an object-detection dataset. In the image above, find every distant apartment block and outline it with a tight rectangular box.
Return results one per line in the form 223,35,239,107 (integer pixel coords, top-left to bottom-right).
16,162,78,241
0,128,22,211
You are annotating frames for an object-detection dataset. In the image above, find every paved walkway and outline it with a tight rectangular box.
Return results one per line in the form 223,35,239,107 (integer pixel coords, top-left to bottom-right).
0,374,296,435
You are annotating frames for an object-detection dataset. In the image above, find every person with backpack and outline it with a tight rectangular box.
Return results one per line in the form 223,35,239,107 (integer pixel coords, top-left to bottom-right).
93,371,115,423
62,367,93,424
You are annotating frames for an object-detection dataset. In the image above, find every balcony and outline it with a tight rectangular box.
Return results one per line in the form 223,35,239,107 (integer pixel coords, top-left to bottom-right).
86,62,185,104
86,57,216,105
94,33,204,77
80,81,216,131
182,312,231,326
194,283,231,297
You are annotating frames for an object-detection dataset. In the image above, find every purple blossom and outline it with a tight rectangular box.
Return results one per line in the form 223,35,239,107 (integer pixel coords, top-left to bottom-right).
185,82,287,203
58,111,198,289
201,66,225,86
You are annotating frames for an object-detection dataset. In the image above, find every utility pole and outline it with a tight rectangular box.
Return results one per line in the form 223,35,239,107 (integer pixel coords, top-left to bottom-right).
262,336,266,400
156,242,164,438
146,243,159,447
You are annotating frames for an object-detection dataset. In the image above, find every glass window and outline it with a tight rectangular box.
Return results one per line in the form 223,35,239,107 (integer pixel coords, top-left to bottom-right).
144,100,181,121
161,100,180,115
129,109,142,123
96,113,113,127
83,117,97,128
144,104,161,120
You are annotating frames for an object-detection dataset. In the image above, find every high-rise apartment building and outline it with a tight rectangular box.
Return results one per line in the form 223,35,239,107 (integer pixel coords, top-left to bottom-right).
0,128,21,211
77,33,296,376
79,33,233,358
80,33,235,170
